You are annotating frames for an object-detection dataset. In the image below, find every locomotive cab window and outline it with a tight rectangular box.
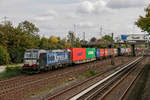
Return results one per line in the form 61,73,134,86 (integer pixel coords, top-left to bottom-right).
24,51,38,58
32,51,38,58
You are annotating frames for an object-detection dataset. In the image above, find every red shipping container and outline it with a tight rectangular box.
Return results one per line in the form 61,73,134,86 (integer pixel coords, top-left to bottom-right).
100,49,105,56
70,48,86,61
111,48,114,55
104,49,108,56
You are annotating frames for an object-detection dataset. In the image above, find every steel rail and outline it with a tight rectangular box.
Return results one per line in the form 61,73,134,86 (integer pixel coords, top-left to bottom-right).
46,58,137,100
0,57,125,96
99,57,144,100
76,56,143,100
84,65,137,100
69,56,143,100
118,63,145,100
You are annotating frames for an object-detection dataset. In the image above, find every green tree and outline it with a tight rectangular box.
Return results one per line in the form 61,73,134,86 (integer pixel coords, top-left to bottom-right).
90,37,97,42
48,36,59,49
59,38,67,48
0,21,41,63
17,21,40,48
97,35,113,42
49,36,59,44
135,4,150,34
0,46,10,65
65,42,71,48
0,22,14,48
67,31,81,48
103,35,113,42
67,31,76,47
39,37,49,49
74,37,81,48
17,20,39,35
96,35,114,48
0,30,8,47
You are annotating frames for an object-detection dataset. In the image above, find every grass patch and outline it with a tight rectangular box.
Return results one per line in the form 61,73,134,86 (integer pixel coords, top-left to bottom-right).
76,74,86,80
85,68,98,78
97,69,102,73
0,66,22,79
76,68,99,79
0,63,23,67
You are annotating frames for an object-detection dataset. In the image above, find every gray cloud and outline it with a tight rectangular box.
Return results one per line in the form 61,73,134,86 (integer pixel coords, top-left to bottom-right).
34,10,57,21
78,22,95,28
107,0,147,9
0,0,147,40
77,0,108,14
0,0,30,7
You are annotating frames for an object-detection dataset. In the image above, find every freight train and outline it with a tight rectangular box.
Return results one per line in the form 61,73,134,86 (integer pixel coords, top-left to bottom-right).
22,48,131,73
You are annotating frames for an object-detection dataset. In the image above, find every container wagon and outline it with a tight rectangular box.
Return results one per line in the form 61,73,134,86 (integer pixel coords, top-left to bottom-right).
104,49,108,57
114,48,118,56
86,48,96,62
96,49,100,60
70,48,86,64
100,49,105,59
46,49,71,70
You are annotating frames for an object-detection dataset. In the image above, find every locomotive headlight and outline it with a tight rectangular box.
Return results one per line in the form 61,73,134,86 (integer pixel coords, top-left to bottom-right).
32,60,38,66
32,60,38,65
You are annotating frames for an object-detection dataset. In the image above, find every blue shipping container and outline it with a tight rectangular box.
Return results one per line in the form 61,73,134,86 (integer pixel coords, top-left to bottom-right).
96,49,100,57
46,50,70,64
55,51,69,63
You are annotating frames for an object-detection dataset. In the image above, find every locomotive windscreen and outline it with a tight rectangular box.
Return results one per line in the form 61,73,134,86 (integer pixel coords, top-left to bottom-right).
24,51,38,58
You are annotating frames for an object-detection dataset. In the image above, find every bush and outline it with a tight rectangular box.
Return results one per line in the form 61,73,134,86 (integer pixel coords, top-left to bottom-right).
5,66,21,73
0,66,22,79
0,46,9,65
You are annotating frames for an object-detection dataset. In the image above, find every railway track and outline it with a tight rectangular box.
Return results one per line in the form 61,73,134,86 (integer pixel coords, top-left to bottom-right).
46,57,142,100
100,57,146,100
0,58,107,91
0,66,91,96
0,57,131,100
69,56,144,100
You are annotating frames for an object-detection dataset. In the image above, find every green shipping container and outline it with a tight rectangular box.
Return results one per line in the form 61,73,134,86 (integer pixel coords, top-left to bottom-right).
86,48,96,59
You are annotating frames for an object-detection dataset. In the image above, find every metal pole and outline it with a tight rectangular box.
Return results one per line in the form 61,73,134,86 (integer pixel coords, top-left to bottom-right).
100,25,103,38
1,16,8,25
144,32,146,56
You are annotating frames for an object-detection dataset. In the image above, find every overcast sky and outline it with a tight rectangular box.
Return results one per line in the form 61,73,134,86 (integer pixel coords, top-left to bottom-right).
0,0,150,40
